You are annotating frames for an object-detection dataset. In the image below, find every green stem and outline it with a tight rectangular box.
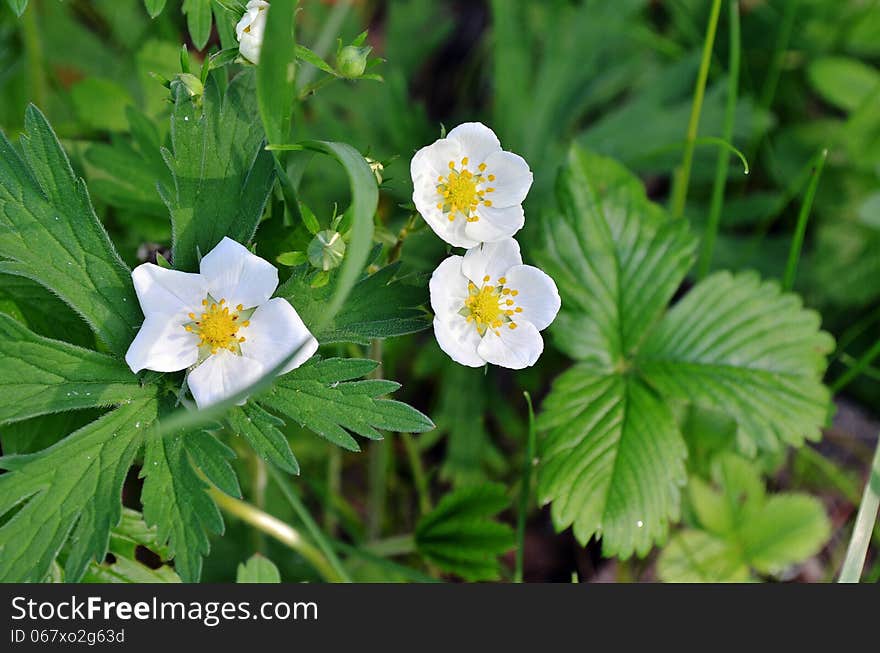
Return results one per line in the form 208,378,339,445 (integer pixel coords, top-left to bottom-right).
832,339,880,394
514,392,537,583
782,148,826,291
838,433,880,583
267,466,352,583
402,433,431,516
209,488,345,582
697,0,740,279
366,338,389,539
296,0,352,90
670,0,723,219
21,1,47,109
324,446,342,534
363,534,416,557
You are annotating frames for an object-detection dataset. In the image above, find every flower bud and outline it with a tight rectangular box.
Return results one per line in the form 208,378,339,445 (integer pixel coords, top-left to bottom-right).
307,230,346,271
236,0,270,64
365,157,384,184
336,45,371,79
171,73,204,100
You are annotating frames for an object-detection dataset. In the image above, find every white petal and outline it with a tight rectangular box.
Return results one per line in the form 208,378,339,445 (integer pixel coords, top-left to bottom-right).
483,150,533,207
131,263,205,317
461,239,522,286
413,200,480,249
477,321,543,370
200,237,279,308
238,33,262,64
187,351,266,409
433,316,485,367
504,265,561,331
446,123,502,164
429,255,469,319
240,298,319,375
465,204,525,243
125,314,199,373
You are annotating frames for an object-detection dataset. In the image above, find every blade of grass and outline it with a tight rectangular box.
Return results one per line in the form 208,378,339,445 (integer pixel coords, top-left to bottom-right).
267,465,353,583
832,339,880,394
782,148,827,291
697,0,741,279
514,392,536,584
670,0,723,219
838,432,880,583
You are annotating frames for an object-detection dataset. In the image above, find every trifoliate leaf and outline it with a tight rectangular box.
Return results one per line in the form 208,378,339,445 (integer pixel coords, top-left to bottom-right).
279,262,429,345
537,364,686,558
140,430,225,584
639,271,834,453
415,483,515,581
657,530,752,583
228,403,299,474
0,106,141,356
160,71,275,271
260,358,434,452
0,314,143,425
0,395,160,582
237,554,281,583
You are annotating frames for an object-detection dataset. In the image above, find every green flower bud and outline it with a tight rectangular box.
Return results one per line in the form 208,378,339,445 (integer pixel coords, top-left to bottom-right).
336,45,371,79
171,73,204,100
308,230,346,271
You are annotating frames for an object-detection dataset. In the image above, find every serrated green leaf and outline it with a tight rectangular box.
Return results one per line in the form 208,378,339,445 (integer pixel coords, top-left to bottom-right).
184,430,241,498
415,483,514,581
237,554,281,583
639,271,834,452
109,508,172,560
161,71,275,271
740,495,830,574
278,262,429,345
0,273,93,346
228,402,299,474
257,0,296,145
144,0,167,19
538,146,696,363
183,0,213,50
657,530,752,582
537,364,686,557
0,106,141,356
0,314,142,425
141,430,224,583
0,395,159,582
259,358,434,452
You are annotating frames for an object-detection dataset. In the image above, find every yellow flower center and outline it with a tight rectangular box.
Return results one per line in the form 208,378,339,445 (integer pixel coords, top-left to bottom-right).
436,158,496,223
185,298,250,355
461,275,522,336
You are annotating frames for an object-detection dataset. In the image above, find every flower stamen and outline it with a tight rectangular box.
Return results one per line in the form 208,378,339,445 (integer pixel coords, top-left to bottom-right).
185,297,252,355
460,277,520,336
435,159,496,223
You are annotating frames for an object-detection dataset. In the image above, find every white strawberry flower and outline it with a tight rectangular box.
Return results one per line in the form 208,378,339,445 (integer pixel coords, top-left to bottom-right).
125,237,318,408
236,0,270,65
429,238,560,369
411,122,533,249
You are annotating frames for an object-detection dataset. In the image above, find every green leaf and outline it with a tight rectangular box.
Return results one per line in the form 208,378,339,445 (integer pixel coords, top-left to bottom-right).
415,483,515,581
228,402,299,474
269,141,378,325
0,395,159,582
183,0,213,50
538,147,696,363
70,78,135,133
740,495,830,574
0,106,141,356
144,0,167,18
184,430,241,498
237,554,281,583
295,44,337,76
161,71,275,271
141,429,224,583
6,0,27,17
0,273,93,346
277,262,429,345
259,358,434,452
638,271,834,453
537,364,686,558
658,530,751,582
257,0,296,145
0,314,142,425
807,56,880,112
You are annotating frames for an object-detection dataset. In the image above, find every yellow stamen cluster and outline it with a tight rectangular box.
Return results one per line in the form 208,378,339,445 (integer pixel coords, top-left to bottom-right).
435,158,496,223
184,298,249,355
462,274,521,336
